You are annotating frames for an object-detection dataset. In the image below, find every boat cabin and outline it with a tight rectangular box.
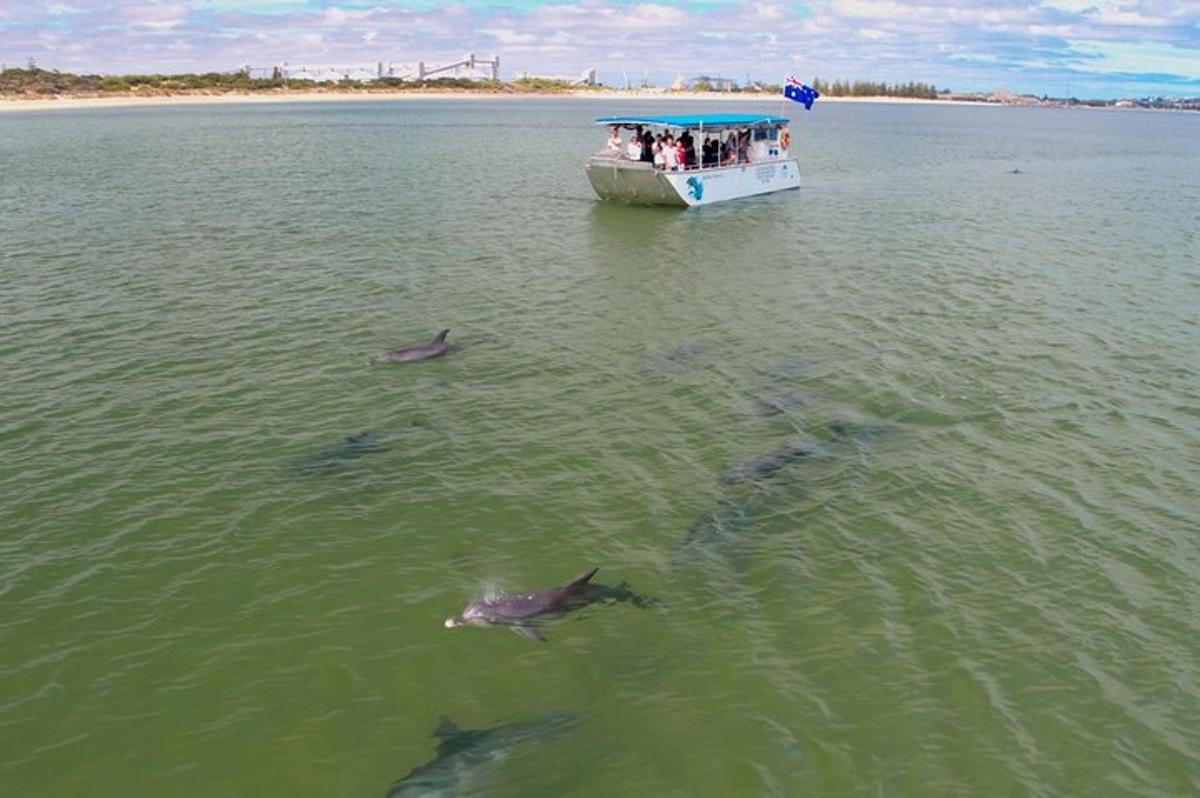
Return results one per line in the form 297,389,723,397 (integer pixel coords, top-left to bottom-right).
586,113,800,207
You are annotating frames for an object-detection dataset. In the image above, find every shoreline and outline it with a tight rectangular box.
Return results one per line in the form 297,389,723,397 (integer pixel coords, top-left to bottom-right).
0,89,988,113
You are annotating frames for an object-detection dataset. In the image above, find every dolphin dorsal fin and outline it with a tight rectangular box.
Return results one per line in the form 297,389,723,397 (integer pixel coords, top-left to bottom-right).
432,716,460,738
565,567,599,590
432,329,450,344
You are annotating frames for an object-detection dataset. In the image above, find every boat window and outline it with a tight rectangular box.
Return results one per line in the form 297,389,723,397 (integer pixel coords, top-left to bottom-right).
753,127,773,141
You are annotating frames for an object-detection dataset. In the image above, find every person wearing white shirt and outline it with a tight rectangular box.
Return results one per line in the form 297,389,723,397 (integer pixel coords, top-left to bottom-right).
606,127,622,154
663,138,679,171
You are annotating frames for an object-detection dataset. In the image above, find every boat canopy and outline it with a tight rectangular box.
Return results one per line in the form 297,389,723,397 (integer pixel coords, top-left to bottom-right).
595,114,789,130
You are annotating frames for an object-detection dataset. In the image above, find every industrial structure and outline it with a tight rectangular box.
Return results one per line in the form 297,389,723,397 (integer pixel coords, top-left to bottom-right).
242,54,501,83
517,68,597,86
672,75,738,91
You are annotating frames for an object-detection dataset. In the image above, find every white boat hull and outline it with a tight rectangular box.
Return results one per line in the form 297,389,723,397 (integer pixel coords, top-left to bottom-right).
585,157,800,207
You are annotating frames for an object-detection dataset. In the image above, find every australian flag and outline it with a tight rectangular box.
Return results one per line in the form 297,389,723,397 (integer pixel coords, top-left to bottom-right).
783,78,819,110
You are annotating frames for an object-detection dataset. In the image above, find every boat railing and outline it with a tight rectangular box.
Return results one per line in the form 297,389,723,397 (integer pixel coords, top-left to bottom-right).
590,149,790,171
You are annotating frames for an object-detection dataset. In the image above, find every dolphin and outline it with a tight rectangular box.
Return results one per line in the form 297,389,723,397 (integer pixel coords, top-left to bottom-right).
376,329,451,363
291,431,385,475
386,712,581,797
746,390,816,418
820,418,884,446
643,341,710,371
719,441,820,484
674,495,766,565
444,567,655,641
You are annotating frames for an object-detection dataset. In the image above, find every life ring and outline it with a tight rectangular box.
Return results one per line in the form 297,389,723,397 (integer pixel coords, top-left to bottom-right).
779,129,792,149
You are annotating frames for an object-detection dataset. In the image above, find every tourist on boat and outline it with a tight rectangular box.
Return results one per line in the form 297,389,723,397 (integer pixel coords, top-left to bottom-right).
679,130,695,168
681,130,700,168
660,136,674,171
722,132,739,166
625,133,643,160
606,126,623,153
640,131,655,164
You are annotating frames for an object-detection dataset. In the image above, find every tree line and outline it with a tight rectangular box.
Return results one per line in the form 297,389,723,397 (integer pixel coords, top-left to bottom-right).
808,79,943,99
0,67,595,96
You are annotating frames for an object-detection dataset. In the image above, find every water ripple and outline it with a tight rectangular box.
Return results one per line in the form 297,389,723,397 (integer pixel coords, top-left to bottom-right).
1,100,1198,796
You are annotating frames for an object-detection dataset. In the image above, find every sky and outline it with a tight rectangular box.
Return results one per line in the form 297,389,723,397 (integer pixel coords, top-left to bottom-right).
1,1,1198,98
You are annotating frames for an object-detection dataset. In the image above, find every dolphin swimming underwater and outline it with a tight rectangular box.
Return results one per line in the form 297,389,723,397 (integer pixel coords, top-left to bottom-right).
444,568,655,641
291,431,385,475
673,494,767,565
823,418,883,443
719,441,821,484
746,390,816,418
376,329,451,363
386,712,581,797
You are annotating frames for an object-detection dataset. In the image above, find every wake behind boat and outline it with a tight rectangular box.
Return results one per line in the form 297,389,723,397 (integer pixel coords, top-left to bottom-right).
586,113,800,207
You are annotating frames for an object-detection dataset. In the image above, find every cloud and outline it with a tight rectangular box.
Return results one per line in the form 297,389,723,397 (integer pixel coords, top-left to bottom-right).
325,7,376,25
1091,8,1173,27
1066,39,1200,76
749,3,785,21
480,27,539,43
6,0,1199,97
118,1,191,30
619,3,687,25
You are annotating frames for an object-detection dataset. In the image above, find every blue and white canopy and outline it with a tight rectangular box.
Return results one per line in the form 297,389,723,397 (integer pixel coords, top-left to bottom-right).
595,114,788,130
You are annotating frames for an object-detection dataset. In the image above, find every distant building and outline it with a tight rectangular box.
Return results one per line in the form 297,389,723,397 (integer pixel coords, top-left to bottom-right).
277,64,381,83
518,68,596,86
250,54,500,83
415,54,500,82
689,75,737,91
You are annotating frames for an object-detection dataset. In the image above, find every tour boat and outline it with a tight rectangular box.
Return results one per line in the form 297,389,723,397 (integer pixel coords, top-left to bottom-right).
586,113,799,207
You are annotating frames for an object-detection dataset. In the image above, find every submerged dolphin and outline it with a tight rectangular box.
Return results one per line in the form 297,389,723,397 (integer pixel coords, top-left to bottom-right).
719,441,820,484
292,431,385,475
746,390,816,418
444,567,655,641
674,495,766,565
376,329,450,363
386,712,580,797
821,418,884,446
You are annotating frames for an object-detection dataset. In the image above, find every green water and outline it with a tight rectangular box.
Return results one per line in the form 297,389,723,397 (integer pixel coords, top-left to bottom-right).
1,99,1198,796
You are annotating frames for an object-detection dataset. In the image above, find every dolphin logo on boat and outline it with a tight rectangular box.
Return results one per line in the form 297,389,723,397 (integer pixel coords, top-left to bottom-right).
386,712,581,797
686,176,704,200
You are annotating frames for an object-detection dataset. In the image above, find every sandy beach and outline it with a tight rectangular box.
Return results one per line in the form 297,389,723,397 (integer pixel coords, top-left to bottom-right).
0,89,984,113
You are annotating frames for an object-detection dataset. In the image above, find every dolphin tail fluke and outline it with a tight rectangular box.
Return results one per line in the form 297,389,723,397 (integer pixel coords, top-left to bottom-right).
432,329,450,344
432,716,461,738
565,567,599,590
